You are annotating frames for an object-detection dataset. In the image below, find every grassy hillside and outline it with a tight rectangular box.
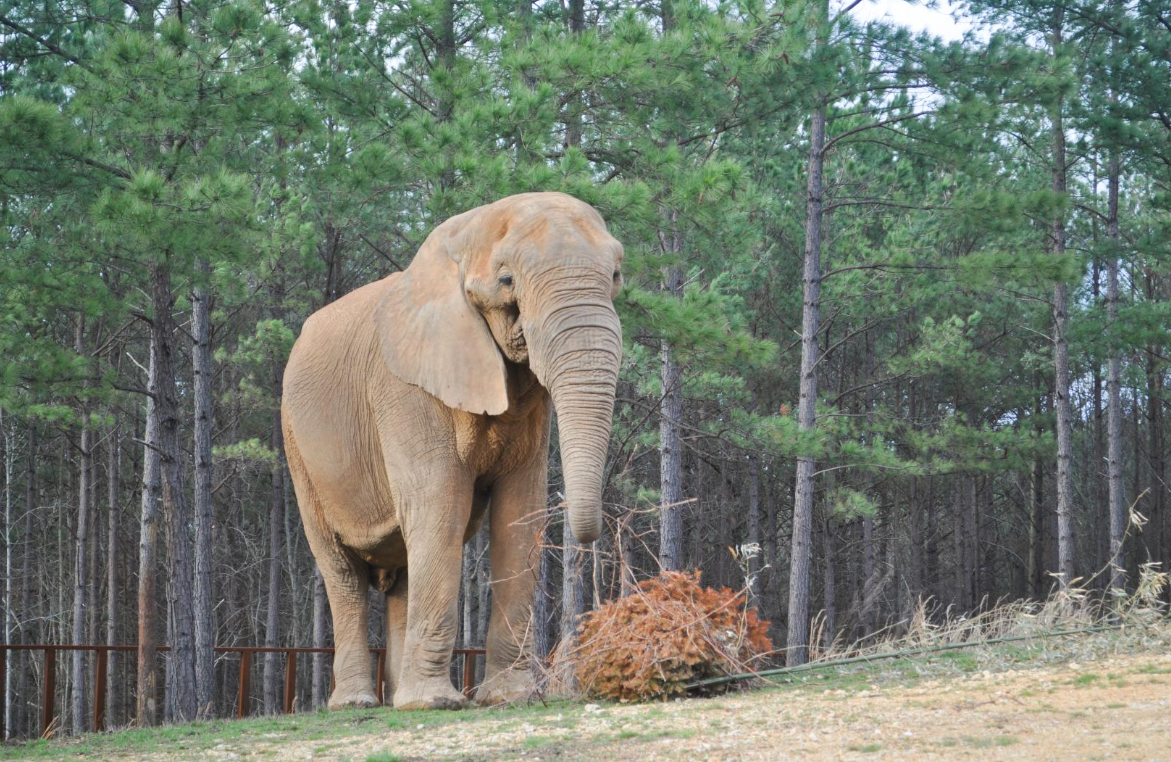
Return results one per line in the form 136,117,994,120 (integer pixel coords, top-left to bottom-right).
5,623,1170,761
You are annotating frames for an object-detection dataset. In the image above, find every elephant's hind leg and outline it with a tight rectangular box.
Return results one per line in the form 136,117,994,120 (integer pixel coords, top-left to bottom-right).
287,435,377,711
383,570,408,707
319,550,378,710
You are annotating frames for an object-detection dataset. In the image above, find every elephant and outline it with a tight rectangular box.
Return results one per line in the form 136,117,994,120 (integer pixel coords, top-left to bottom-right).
281,192,624,711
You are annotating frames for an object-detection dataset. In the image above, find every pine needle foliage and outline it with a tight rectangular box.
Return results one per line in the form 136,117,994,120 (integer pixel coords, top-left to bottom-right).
564,571,772,703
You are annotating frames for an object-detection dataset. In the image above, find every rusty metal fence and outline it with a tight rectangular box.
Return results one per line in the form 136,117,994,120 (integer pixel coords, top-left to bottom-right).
0,644,485,739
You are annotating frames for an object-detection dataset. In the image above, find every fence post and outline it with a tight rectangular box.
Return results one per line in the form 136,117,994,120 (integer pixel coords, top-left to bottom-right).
283,651,297,714
462,651,476,697
94,649,108,732
237,651,251,720
41,648,55,738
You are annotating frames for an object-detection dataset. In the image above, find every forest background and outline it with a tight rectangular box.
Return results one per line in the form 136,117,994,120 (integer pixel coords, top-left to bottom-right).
1,0,1169,738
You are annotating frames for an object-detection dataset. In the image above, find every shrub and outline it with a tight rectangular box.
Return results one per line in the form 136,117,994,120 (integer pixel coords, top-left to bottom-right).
565,571,773,702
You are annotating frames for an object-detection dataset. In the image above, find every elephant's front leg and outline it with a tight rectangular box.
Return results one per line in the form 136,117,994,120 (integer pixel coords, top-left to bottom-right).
476,457,547,705
393,484,472,711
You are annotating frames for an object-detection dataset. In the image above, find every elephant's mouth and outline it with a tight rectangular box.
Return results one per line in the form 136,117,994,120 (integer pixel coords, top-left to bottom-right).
507,321,528,358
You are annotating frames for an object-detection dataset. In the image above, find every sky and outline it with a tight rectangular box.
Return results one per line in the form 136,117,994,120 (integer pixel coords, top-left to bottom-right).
846,0,977,41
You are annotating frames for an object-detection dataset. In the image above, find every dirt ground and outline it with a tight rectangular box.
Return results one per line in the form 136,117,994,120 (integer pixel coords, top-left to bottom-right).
174,649,1171,762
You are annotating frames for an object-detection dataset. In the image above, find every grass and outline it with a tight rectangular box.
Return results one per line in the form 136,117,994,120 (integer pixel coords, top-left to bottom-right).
962,735,1019,748
364,754,403,762
6,571,1170,762
0,699,580,761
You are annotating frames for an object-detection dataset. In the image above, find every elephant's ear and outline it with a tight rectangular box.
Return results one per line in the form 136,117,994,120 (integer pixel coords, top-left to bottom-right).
374,215,509,416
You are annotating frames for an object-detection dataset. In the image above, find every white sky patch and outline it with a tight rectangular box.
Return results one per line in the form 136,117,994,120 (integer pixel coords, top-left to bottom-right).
844,0,977,42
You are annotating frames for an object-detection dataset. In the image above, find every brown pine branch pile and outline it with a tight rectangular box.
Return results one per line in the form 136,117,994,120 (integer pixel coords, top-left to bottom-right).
558,571,773,702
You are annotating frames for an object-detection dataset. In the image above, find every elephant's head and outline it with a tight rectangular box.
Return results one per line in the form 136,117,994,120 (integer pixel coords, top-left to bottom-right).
375,192,623,543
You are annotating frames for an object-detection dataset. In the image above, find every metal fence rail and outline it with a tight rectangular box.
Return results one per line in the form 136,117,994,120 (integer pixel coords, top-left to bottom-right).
0,644,485,738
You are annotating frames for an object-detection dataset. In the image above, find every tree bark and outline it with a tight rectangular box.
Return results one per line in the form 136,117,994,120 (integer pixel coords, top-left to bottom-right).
1050,10,1075,588
151,263,198,723
861,513,876,635
192,264,215,715
560,529,586,656
311,567,329,707
1,407,11,739
746,455,762,605
136,330,162,727
1030,388,1046,598
1106,151,1125,592
787,95,826,667
659,253,685,572
1146,339,1164,567
264,385,285,713
70,319,90,734
16,424,35,737
263,270,288,713
656,0,686,575
533,504,554,669
105,427,121,728
821,518,835,651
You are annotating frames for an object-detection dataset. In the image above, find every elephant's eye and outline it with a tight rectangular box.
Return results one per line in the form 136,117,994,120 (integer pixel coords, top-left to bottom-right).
613,270,621,281
499,275,513,287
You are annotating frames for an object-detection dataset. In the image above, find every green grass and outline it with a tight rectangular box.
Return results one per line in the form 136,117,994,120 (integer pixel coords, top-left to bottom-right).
963,735,1019,748
0,636,1146,761
848,743,882,753
364,753,403,762
0,699,583,761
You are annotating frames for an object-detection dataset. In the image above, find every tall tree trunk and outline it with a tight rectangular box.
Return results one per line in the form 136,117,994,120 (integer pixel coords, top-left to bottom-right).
533,504,555,670
557,1,593,671
787,92,826,668
1050,10,1075,587
925,478,939,604
105,427,121,728
311,567,328,707
475,523,489,645
136,331,163,727
1106,151,1125,592
1092,302,1106,583
1146,341,1164,567
656,0,686,574
861,513,876,635
746,455,762,605
659,250,685,572
1030,386,1047,598
151,263,198,723
1,407,11,739
70,320,90,734
559,522,586,665
192,264,215,715
264,280,287,714
16,424,35,737
462,539,474,647
264,391,285,713
821,518,835,651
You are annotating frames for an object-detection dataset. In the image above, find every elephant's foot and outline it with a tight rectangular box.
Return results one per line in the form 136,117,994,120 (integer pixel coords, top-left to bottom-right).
392,676,467,711
328,684,379,711
476,668,536,706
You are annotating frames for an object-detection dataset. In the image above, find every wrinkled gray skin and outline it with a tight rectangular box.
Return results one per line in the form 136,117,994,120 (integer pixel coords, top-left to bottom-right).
281,193,623,710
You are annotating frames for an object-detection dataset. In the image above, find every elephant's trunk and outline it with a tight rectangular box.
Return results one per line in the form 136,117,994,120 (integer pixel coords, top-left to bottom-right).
526,289,622,544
